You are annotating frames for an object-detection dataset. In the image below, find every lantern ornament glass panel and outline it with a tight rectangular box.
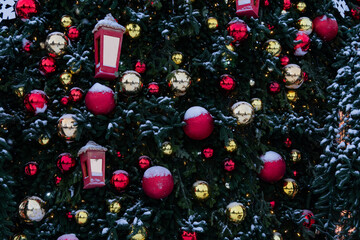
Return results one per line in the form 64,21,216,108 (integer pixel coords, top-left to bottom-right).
78,141,108,189
93,14,125,80
236,0,260,18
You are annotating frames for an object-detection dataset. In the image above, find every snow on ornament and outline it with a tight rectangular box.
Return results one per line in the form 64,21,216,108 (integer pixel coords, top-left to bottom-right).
24,90,48,115
110,170,129,191
313,15,338,42
142,166,174,199
236,0,260,18
258,151,286,183
85,83,115,115
15,0,39,21
18,196,46,223
294,31,310,57
57,234,79,240
183,106,214,140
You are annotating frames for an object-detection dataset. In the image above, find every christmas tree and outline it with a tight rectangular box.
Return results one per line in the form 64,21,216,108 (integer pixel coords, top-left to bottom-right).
0,0,358,239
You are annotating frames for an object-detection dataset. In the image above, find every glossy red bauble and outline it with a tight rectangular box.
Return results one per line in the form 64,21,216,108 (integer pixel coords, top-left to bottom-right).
138,156,151,170
313,15,338,42
54,175,62,186
202,147,214,159
284,137,292,148
57,153,76,173
258,151,286,183
303,72,309,82
268,82,281,94
220,74,236,91
110,170,129,191
69,87,84,103
183,106,214,140
22,39,32,52
24,90,48,115
15,0,40,20
181,231,197,240
302,210,315,228
227,19,248,46
24,162,39,176
283,0,291,10
85,83,115,115
68,26,80,41
61,96,69,106
294,32,310,57
39,56,56,76
142,166,174,199
148,82,159,95
224,158,235,172
135,60,146,74
351,7,360,20
280,55,290,66
66,212,74,220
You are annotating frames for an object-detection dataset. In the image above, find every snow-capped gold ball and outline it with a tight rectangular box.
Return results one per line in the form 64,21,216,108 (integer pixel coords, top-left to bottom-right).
226,202,246,223
129,225,147,240
120,70,143,94
18,196,46,223
75,209,89,225
193,181,210,200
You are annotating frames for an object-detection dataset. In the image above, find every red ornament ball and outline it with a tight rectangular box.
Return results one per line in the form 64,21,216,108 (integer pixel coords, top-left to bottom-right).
110,170,129,191
270,201,275,209
220,74,236,91
15,0,40,20
69,87,84,103
57,153,76,173
227,19,248,46
68,26,80,41
22,39,32,52
85,83,115,115
61,96,69,106
148,82,160,95
39,56,56,76
280,55,290,66
24,90,48,115
57,234,79,240
283,0,291,10
294,32,310,57
263,0,270,7
54,175,62,186
135,60,146,74
302,210,315,228
202,147,214,159
268,82,281,94
142,166,174,199
284,137,292,148
183,106,214,140
258,151,286,183
303,72,309,82
181,231,197,240
313,15,338,42
24,162,39,176
66,212,74,220
138,156,151,170
224,158,235,172
351,7,360,20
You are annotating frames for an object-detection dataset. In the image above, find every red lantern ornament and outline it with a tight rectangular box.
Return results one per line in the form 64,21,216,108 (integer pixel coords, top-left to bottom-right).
181,231,197,240
57,234,79,240
148,82,160,95
110,170,130,191
268,82,281,94
15,0,40,21
183,106,214,140
283,0,291,10
302,210,315,228
61,96,69,106
220,74,236,91
236,0,260,18
224,158,235,172
24,162,39,176
54,175,62,186
135,60,146,74
294,32,310,57
202,147,214,159
258,151,286,183
284,137,292,148
138,156,151,170
227,19,249,46
57,153,76,174
142,166,174,199
280,55,290,66
67,26,80,41
93,14,125,80
22,39,32,52
69,87,84,103
39,56,56,76
313,15,338,42
24,90,48,115
85,83,115,115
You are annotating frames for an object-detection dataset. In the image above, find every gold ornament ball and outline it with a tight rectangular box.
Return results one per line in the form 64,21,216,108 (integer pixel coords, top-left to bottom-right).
171,51,183,65
290,149,301,162
250,98,262,111
264,39,282,57
75,210,89,225
60,72,73,86
69,63,82,75
15,86,24,98
283,64,303,89
129,225,147,240
231,101,255,125
38,134,50,145
297,2,306,12
126,23,141,39
286,90,298,102
273,232,283,240
207,17,218,30
58,114,78,141
168,69,191,96
283,178,299,198
225,139,237,152
45,32,68,57
13,234,27,240
18,196,46,223
120,70,143,94
226,44,235,52
193,181,210,200
109,201,121,213
226,202,246,223
61,15,73,28
297,17,313,35
162,141,173,155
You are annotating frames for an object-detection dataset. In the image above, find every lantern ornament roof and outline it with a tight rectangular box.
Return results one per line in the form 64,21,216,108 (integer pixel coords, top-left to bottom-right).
92,13,126,33
78,141,108,156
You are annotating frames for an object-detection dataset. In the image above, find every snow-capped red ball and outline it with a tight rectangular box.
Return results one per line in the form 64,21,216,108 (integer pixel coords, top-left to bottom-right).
110,170,129,191
85,83,115,115
24,90,48,115
294,32,310,57
258,151,286,183
69,87,84,103
142,166,174,199
302,210,315,228
183,106,214,140
135,60,146,74
313,15,338,42
57,234,79,240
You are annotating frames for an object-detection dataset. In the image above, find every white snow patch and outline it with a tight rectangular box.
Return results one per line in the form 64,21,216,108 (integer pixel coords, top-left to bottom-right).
57,234,79,240
332,0,349,18
260,151,283,163
92,13,125,33
116,218,128,226
113,170,128,176
88,83,114,94
143,166,171,179
78,141,108,156
184,106,209,120
226,202,244,209
35,104,47,114
294,47,308,57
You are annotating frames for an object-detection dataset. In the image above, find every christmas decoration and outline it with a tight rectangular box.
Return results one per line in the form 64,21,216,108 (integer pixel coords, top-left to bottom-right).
273,232,283,240
110,170,129,191
142,166,174,199
183,106,214,140
66,211,73,220
286,90,298,102
168,69,191,96
129,225,147,240
193,180,210,200
202,147,214,159
297,2,306,12
294,31,310,56
15,86,24,97
120,70,143,94
227,19,249,46
181,231,197,240
68,26,80,41
280,55,290,66
283,64,303,89
93,14,125,79
38,135,50,145
58,114,78,141
45,32,68,57
57,234,79,240
297,17,313,35
24,90,48,115
39,56,56,75
138,156,151,170
13,234,27,240
249,78,255,87
109,201,121,213
224,158,235,172
172,52,183,65
162,141,173,155
302,210,315,228
236,0,260,18
18,196,45,223
284,137,292,148
22,39,32,52
57,153,76,173
60,15,72,28
268,82,281,94
313,15,338,42
226,202,246,223
147,82,159,95
225,139,237,152
85,83,115,115
264,39,282,57
126,23,141,39
351,7,360,20
69,63,81,74
251,98,262,111
231,101,255,125
290,149,301,162
15,0,40,20
135,60,146,73
61,96,69,106
283,0,291,10
78,141,107,189
54,175,62,186
220,74,236,91
60,72,72,86
283,178,298,198
75,210,89,225
24,162,38,176
69,87,84,103
303,71,309,82
207,17,218,30
258,151,286,183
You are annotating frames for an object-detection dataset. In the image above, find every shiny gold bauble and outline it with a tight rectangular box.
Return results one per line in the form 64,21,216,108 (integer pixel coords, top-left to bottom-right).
226,44,235,52
60,72,73,86
61,15,73,28
297,2,306,12
15,86,24,98
126,23,141,39
250,98,262,111
129,225,147,240
13,234,27,240
58,114,78,141
226,202,246,223
109,201,121,213
286,90,298,102
75,210,89,225
290,149,301,162
38,135,50,145
264,39,281,57
225,139,237,152
207,17,218,30
120,70,143,94
297,17,313,35
283,64,303,89
273,232,283,240
193,181,210,200
171,52,183,65
18,196,46,223
168,69,191,96
231,101,255,125
45,32,68,57
162,141,173,155
69,63,82,75
283,178,299,198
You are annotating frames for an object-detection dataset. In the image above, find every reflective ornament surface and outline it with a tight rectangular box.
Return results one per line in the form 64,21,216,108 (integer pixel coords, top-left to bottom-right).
251,98,262,111
297,17,313,35
75,210,89,225
61,15,72,28
168,69,191,95
45,32,68,57
227,19,248,46
290,149,301,162
207,17,218,30
15,0,40,20
129,225,147,240
220,74,236,91
172,52,183,65
13,234,27,240
264,39,281,57
297,1,306,12
231,101,255,125
162,141,173,155
193,181,210,200
226,202,246,223
110,170,130,191
58,114,78,141
39,56,56,75
68,26,80,41
283,178,298,198
109,201,121,213
60,72,72,86
225,139,237,152
126,23,141,39
286,90,298,102
273,232,283,240
120,71,143,94
38,135,50,145
18,196,46,223
24,162,38,176
283,64,303,89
